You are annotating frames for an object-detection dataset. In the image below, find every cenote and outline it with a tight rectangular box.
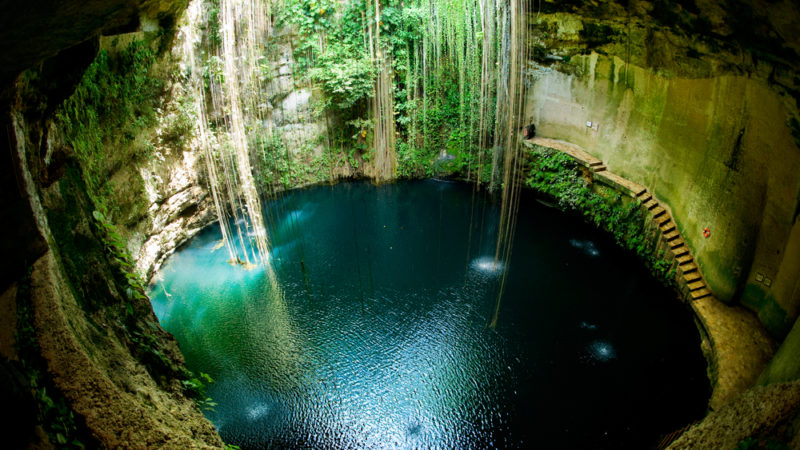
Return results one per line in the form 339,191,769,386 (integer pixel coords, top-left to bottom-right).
149,180,709,449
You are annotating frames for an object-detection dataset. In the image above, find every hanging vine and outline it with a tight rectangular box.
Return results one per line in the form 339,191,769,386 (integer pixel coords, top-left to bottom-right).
181,0,277,277
185,0,531,324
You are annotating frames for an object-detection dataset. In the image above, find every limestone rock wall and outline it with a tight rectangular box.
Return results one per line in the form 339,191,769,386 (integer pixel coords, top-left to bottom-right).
526,22,800,339
2,0,798,446
29,249,223,448
246,26,357,186
132,141,215,280
667,380,800,449
4,66,224,450
0,0,227,446
103,2,355,281
267,34,329,157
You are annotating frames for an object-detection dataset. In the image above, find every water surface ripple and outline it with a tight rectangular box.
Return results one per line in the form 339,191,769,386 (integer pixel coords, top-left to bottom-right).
150,180,708,449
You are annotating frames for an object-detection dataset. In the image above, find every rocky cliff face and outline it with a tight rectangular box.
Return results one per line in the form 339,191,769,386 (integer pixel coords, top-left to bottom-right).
247,27,357,188
267,30,331,161
1,0,799,447
0,0,190,86
523,4,800,444
524,2,800,340
0,0,356,442
0,1,224,447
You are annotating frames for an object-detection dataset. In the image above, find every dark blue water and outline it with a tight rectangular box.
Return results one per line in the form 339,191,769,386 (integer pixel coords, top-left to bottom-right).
149,180,709,449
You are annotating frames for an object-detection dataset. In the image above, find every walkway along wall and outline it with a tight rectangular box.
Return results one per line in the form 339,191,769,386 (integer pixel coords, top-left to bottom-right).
526,52,800,341
524,138,775,411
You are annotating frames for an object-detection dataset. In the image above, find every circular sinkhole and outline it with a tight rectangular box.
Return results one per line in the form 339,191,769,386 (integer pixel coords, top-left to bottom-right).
149,180,709,449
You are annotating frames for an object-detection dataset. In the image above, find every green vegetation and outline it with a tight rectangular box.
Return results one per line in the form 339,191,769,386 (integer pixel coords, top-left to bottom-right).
184,369,246,450
253,133,335,189
91,209,186,373
289,0,377,112
309,51,375,111
224,0,494,183
736,436,791,450
204,0,223,46
191,0,799,193
46,163,118,313
182,371,218,412
46,164,186,383
55,40,162,217
524,147,676,285
15,268,89,449
45,37,212,411
92,210,147,305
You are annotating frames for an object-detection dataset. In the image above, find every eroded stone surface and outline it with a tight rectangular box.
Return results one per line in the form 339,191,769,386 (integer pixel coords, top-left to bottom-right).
668,381,800,449
135,146,214,280
691,296,777,410
0,284,18,361
31,251,223,448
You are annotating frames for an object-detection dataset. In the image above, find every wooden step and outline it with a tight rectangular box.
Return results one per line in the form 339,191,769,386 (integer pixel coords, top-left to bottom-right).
635,187,648,197
673,246,689,258
638,193,653,204
651,206,667,218
669,237,684,249
664,230,681,241
594,166,607,172
691,287,712,300
676,254,694,265
684,271,702,283
644,199,658,210
688,280,706,291
654,215,671,226
661,223,676,234
680,262,698,274
589,160,604,167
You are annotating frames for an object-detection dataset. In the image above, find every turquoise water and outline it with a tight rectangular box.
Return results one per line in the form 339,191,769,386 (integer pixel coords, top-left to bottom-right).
149,180,709,449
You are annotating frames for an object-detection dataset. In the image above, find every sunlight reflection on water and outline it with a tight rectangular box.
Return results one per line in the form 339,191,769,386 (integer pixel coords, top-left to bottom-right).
470,256,505,275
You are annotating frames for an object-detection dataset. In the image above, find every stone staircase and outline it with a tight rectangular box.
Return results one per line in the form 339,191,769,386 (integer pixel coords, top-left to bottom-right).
524,137,712,302
634,188,712,301
524,137,777,411
589,160,606,172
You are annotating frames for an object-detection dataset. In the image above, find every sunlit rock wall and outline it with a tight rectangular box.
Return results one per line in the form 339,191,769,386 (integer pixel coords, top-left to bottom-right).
237,24,359,185
0,1,225,446
266,30,330,159
132,135,215,280
526,23,800,338
102,21,334,280
68,34,219,281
